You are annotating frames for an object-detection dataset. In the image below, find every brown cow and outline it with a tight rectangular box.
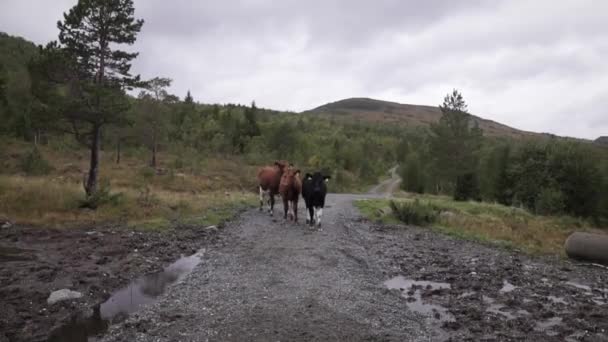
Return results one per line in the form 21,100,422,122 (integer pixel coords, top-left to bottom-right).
257,160,288,216
279,165,302,222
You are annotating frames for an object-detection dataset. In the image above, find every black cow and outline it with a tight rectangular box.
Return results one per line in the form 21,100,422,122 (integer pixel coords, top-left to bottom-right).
302,172,330,227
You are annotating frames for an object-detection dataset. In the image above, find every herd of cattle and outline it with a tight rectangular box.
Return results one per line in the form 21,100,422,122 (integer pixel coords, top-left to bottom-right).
257,160,330,227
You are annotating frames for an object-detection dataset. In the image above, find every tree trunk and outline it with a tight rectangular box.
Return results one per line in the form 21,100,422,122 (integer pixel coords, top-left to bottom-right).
151,131,157,168
85,124,101,197
116,138,121,164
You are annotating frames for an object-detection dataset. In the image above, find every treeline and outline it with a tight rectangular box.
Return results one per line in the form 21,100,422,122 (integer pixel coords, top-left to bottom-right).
0,0,398,197
400,90,608,221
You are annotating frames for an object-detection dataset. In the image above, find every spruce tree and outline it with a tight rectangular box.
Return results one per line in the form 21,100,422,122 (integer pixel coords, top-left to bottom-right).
430,89,482,194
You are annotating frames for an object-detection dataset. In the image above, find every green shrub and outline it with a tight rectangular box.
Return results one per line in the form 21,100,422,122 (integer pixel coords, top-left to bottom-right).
19,148,53,175
535,187,565,215
454,172,480,201
390,199,439,226
400,153,424,194
139,166,155,180
79,180,123,209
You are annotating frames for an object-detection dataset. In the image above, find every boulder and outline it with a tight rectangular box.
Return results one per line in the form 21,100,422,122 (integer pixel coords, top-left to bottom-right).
564,232,608,265
47,289,83,305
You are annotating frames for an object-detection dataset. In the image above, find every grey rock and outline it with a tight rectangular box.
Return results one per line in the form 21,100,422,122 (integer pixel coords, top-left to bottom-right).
47,289,83,305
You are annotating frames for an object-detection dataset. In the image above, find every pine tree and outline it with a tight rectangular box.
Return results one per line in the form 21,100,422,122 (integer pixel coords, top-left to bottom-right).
137,77,172,167
52,0,144,197
430,89,482,194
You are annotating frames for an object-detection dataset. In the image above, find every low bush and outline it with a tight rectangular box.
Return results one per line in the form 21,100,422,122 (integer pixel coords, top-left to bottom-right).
390,199,439,226
19,148,53,175
79,180,124,209
535,187,565,216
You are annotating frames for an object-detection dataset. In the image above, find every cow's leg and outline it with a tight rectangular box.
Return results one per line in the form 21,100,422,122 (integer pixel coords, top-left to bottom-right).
269,194,274,216
259,186,264,211
288,199,294,221
308,205,314,226
316,207,323,227
283,197,289,220
293,199,298,223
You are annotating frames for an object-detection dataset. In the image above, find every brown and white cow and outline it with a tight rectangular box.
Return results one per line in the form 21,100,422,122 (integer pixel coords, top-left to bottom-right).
257,160,288,216
279,165,302,222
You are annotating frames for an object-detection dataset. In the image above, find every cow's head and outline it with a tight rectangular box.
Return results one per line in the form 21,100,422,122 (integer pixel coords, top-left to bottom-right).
281,166,301,185
307,172,330,193
274,160,289,173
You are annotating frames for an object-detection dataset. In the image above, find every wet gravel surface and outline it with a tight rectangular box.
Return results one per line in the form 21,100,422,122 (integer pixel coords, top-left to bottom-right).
102,194,608,342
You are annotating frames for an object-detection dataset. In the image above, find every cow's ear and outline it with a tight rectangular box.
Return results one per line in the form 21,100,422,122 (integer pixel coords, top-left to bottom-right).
305,173,312,179
295,169,301,175
324,176,331,182
274,160,280,166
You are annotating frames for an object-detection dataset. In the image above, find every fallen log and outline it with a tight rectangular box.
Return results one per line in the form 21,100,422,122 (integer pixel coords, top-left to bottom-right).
564,232,608,266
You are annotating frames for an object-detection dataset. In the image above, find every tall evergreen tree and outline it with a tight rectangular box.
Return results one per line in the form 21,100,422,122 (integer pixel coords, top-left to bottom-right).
429,89,482,193
48,0,144,197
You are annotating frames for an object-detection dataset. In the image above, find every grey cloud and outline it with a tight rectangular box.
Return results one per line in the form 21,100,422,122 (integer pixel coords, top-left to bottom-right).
1,0,607,139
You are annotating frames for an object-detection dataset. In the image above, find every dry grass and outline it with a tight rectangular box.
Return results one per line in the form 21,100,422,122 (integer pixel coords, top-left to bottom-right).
0,174,256,228
356,192,606,256
0,139,259,228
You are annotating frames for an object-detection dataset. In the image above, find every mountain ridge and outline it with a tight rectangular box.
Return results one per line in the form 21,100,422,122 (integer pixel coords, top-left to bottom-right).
304,97,596,142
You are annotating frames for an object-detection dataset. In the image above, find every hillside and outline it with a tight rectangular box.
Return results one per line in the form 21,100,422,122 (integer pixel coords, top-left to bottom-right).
305,97,544,139
596,136,608,146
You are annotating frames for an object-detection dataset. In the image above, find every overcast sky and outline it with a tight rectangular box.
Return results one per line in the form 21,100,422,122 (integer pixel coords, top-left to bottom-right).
1,0,607,139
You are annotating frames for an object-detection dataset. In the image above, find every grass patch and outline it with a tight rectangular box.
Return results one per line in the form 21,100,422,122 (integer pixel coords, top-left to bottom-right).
0,176,257,229
356,193,605,255
0,139,260,229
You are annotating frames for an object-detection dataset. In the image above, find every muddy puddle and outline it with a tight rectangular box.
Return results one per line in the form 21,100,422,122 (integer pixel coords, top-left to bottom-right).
384,276,455,322
47,253,202,342
0,245,36,262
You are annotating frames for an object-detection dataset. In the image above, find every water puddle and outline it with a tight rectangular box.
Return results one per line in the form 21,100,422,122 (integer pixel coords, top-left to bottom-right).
47,253,201,342
534,317,562,336
548,296,568,305
499,280,516,293
565,281,592,292
384,276,454,322
483,295,516,320
0,245,35,262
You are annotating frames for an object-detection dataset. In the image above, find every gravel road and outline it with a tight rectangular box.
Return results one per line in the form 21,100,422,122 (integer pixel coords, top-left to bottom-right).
102,194,608,342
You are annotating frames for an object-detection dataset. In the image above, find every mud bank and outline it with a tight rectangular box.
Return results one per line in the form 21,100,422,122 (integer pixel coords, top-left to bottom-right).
0,222,226,342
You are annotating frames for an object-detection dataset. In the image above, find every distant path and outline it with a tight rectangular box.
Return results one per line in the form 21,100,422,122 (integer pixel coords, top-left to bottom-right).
368,166,401,197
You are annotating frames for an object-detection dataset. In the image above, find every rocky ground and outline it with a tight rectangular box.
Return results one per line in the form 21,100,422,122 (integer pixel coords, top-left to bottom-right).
0,218,232,342
98,194,608,342
2,186,607,342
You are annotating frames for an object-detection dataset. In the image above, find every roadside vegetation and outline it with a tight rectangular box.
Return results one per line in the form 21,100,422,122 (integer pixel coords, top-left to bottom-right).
356,193,603,255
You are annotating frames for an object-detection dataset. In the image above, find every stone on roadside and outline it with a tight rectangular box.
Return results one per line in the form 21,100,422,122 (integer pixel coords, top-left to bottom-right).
47,289,83,305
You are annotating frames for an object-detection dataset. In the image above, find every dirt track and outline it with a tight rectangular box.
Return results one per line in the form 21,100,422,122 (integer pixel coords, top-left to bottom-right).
101,194,608,342
367,166,401,197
